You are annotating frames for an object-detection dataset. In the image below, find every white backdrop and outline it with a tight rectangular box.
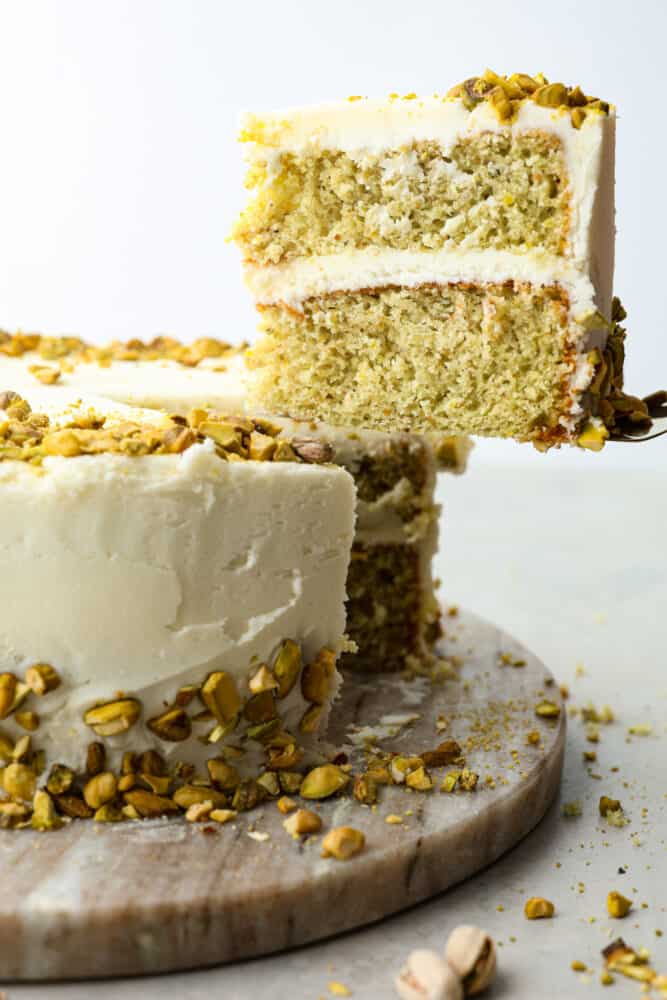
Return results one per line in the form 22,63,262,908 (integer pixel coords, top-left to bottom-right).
0,0,665,467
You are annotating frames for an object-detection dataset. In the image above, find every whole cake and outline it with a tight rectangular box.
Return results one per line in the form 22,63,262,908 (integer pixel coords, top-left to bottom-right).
0,332,472,672
233,71,650,448
0,387,355,827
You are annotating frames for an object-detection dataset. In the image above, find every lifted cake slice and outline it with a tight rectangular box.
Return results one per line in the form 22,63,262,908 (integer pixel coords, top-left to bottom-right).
234,72,651,448
0,389,355,827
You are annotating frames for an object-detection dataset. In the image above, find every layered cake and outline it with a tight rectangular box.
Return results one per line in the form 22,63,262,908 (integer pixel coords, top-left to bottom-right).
233,71,651,448
0,388,355,827
0,332,472,672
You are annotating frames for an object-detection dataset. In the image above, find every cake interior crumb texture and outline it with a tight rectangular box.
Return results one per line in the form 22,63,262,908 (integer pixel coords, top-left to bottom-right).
250,282,575,440
234,132,569,265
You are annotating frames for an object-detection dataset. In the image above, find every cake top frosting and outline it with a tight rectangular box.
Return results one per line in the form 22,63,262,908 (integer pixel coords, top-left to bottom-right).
239,71,613,149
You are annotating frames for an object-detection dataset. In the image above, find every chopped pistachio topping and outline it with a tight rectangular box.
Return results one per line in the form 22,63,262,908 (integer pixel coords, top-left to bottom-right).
83,698,141,737
0,330,237,367
300,764,349,800
446,69,610,125
0,394,334,465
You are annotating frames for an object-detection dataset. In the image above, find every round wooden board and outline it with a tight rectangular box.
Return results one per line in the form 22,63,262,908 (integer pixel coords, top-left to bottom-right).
0,607,565,981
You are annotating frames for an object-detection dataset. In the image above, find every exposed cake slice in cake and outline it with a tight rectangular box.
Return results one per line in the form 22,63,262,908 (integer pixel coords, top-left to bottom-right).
0,388,355,826
0,333,472,672
233,72,650,448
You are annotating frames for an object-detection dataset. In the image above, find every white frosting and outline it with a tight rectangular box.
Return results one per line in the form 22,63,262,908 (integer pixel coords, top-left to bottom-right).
240,96,616,435
0,351,464,542
0,416,356,771
244,246,598,315
242,98,616,308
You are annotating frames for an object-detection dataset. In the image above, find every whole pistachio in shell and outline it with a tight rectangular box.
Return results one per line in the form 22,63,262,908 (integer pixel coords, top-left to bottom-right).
444,926,496,996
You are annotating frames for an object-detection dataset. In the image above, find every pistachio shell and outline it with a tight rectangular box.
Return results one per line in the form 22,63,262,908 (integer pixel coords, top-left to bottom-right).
445,925,497,996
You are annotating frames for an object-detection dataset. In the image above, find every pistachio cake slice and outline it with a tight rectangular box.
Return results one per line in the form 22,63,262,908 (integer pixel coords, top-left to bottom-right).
0,388,355,827
0,333,472,672
233,72,652,448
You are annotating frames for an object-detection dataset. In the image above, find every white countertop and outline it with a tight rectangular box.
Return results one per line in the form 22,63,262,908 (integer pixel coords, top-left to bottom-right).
5,452,667,1000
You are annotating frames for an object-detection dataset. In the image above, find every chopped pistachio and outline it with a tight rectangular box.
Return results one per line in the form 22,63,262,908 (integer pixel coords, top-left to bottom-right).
291,437,334,464
243,690,277,724
94,803,125,823
83,772,117,810
607,892,632,918
278,771,304,795
46,763,75,795
14,710,39,732
535,700,561,719
599,795,622,816
406,766,433,792
231,778,263,812
147,705,191,742
2,761,36,801
421,739,462,768
31,789,63,831
123,789,180,818
256,771,281,798
83,698,141,737
0,801,30,828
172,784,228,810
200,671,241,724
283,807,322,839
248,431,277,461
86,741,106,776
25,662,62,696
524,897,555,919
301,648,336,704
174,684,199,707
321,826,365,860
12,733,31,762
0,729,14,763
273,639,302,698
353,773,378,805
299,704,324,734
139,749,166,776
207,758,241,791
248,664,278,694
277,795,297,814
185,800,214,823
390,756,424,784
0,673,17,720
210,808,237,824
459,768,479,791
137,773,171,795
300,764,349,800
53,793,94,819
441,770,461,793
